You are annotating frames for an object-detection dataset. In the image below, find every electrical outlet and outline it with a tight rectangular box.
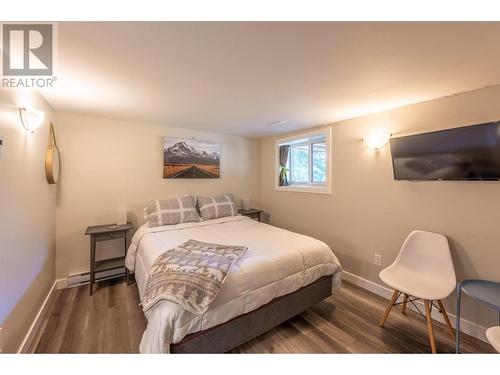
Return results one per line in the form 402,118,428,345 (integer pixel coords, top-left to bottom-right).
374,254,382,266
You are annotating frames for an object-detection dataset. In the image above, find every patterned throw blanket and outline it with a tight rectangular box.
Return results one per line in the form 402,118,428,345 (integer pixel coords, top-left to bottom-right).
142,239,247,314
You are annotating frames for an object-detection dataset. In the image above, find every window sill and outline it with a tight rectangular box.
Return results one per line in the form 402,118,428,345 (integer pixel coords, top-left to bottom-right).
275,184,331,194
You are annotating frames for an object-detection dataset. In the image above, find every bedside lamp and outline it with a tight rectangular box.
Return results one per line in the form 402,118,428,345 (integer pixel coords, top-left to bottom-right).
116,204,128,226
241,196,251,210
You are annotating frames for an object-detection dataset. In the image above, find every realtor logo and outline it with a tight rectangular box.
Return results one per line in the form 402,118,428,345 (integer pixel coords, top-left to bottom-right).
1,23,56,88
2,24,53,75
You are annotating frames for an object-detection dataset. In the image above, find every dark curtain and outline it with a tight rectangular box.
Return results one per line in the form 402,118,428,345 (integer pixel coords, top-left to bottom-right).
279,145,290,186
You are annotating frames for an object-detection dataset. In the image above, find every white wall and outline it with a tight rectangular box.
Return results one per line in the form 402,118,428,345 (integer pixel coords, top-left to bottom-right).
0,90,56,353
260,85,500,330
55,113,261,279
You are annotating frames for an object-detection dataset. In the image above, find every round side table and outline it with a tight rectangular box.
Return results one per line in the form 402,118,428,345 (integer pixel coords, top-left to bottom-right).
456,279,500,353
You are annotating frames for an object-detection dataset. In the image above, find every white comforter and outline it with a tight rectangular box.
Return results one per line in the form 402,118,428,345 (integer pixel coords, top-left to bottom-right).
125,215,342,353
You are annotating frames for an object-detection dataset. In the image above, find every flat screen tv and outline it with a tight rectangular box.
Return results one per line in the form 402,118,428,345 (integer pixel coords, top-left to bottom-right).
390,121,500,181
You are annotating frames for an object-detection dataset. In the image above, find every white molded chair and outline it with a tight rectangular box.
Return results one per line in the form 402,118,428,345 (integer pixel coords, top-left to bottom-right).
486,326,500,353
379,230,456,353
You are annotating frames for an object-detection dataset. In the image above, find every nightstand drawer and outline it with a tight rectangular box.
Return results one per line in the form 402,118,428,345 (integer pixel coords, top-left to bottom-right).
94,230,126,241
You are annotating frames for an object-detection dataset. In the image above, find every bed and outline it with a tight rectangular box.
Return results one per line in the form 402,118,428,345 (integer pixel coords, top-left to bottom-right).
125,215,342,353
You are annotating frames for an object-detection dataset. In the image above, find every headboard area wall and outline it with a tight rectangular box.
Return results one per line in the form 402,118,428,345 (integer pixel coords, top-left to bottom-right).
54,112,261,280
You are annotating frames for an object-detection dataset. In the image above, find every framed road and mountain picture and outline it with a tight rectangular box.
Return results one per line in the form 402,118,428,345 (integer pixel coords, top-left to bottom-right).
163,137,221,178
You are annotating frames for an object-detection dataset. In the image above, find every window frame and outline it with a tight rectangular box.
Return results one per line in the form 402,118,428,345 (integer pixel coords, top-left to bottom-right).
275,127,332,194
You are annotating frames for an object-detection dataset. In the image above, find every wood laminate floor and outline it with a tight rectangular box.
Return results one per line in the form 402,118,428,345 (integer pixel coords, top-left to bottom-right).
32,277,494,354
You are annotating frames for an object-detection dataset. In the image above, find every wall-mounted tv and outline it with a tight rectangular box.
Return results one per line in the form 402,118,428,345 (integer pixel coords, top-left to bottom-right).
390,121,500,181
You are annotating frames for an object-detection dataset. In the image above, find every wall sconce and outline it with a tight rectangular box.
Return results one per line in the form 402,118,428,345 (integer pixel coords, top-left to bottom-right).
363,131,391,150
19,107,45,133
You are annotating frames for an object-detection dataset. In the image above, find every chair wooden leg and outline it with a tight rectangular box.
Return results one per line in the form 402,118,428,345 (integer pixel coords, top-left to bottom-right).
437,299,455,340
379,290,400,327
424,300,437,353
401,294,408,314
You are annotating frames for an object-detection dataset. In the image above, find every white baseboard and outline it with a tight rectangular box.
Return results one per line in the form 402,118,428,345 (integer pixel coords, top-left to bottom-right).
17,280,58,353
342,271,487,343
55,277,68,290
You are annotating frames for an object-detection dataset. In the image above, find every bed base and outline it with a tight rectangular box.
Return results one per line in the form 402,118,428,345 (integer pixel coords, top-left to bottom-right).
170,275,333,353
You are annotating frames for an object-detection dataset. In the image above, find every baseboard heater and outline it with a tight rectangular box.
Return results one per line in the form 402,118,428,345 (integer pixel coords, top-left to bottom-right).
67,267,125,288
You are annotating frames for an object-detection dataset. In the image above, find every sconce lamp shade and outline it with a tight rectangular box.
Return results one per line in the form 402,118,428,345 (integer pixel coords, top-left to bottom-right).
363,132,391,150
19,107,45,133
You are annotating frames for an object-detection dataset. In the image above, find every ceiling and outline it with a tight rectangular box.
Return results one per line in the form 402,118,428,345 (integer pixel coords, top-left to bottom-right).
40,22,500,138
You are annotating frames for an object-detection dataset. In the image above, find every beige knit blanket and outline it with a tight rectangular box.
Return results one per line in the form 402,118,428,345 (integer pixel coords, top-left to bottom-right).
142,239,247,314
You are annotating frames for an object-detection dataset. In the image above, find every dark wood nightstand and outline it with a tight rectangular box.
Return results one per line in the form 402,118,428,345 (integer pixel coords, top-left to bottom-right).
85,222,134,295
238,208,264,222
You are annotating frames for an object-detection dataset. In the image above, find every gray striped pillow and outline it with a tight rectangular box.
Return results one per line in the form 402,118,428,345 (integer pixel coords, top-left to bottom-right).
197,194,237,220
145,195,201,227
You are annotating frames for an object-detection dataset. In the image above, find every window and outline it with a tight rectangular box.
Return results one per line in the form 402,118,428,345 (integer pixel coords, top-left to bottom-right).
312,142,326,182
275,128,332,194
289,140,326,184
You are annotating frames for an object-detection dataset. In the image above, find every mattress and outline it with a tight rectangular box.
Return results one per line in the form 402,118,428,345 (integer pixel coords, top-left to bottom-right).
125,215,342,353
